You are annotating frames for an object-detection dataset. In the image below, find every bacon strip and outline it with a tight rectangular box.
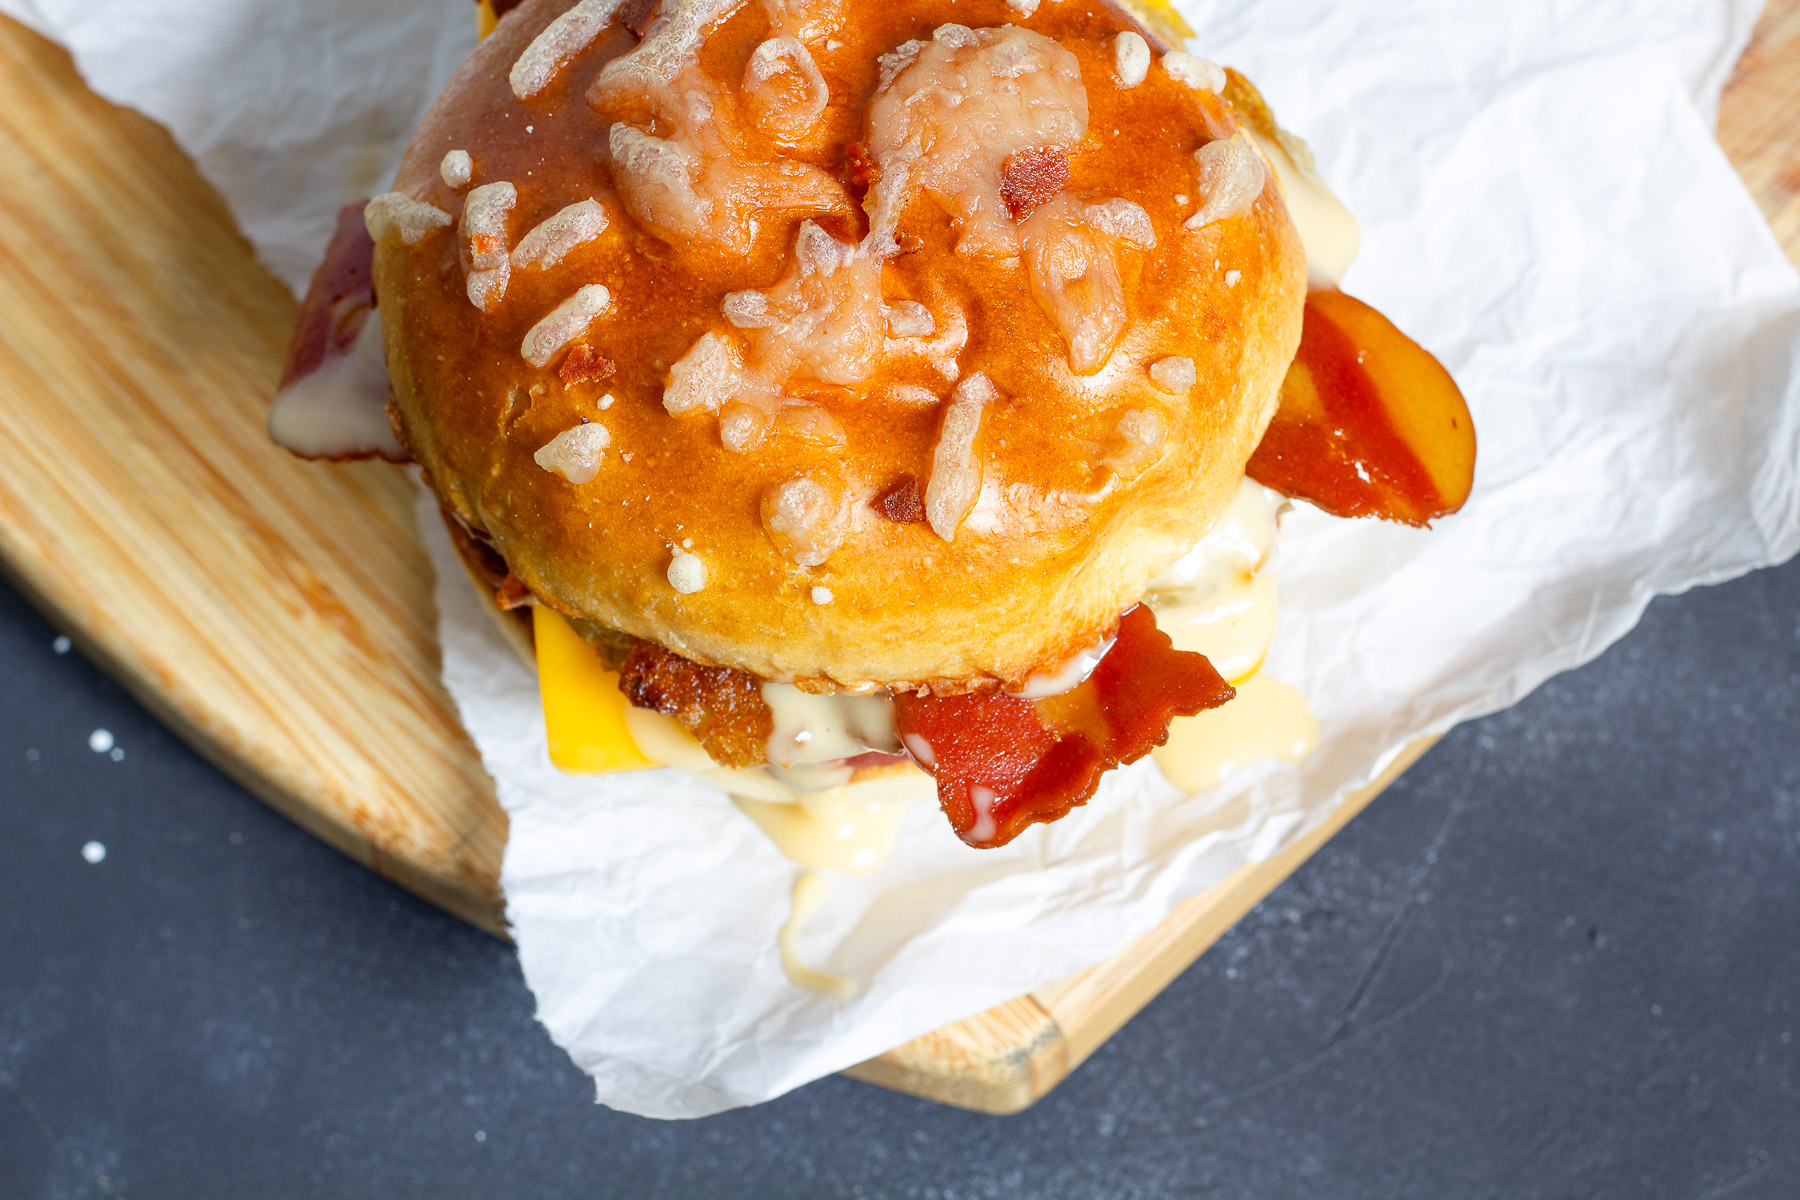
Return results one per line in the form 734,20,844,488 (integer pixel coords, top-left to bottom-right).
873,474,927,524
279,202,375,390
558,343,617,386
842,141,881,191
894,605,1234,848
620,0,661,38
1247,291,1471,526
999,145,1070,221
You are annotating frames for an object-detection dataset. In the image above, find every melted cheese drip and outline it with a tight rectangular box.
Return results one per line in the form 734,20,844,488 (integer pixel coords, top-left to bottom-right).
1009,634,1113,698
761,681,897,766
534,612,918,870
267,310,404,460
1147,477,1320,792
1152,671,1320,793
1245,127,1360,289
733,773,924,874
1158,569,1278,685
778,872,857,1002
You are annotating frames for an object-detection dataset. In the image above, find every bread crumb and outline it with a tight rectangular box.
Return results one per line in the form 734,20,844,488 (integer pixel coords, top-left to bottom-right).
1162,51,1225,93
811,585,833,605
364,192,451,244
1113,32,1149,87
533,423,609,483
439,149,473,189
667,548,707,594
1149,356,1197,394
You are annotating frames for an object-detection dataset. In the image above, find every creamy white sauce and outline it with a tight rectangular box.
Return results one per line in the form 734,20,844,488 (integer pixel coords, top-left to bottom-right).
1245,127,1360,288
760,681,898,767
1145,480,1320,793
267,310,404,460
733,774,924,874
967,784,999,845
1146,478,1286,599
621,685,922,868
1157,569,1278,685
620,706,717,772
1151,671,1320,793
777,872,857,1001
1009,634,1114,699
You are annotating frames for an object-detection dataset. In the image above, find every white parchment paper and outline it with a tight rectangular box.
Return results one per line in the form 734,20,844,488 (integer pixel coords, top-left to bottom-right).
14,0,1797,1118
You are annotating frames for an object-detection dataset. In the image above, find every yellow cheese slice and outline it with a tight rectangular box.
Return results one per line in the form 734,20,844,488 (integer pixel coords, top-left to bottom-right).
476,0,499,41
534,605,655,773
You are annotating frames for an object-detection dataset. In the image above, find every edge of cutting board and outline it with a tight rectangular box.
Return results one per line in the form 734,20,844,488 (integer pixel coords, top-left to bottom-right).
1,0,1794,1116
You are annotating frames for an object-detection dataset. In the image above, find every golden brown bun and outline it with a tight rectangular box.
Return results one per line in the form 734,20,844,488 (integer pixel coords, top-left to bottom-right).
379,0,1305,691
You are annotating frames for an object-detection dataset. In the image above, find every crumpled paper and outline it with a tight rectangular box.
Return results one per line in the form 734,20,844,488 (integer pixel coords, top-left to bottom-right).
14,0,1797,1119
0,0,476,293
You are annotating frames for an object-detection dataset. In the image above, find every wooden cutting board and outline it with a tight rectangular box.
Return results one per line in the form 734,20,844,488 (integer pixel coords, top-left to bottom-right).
2,5,1795,1115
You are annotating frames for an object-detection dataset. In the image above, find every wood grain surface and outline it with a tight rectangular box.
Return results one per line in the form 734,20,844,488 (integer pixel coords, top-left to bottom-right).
0,3,1793,1115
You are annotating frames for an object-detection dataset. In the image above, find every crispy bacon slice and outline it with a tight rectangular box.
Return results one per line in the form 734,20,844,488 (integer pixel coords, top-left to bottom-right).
557,343,617,386
279,202,375,390
618,641,773,768
894,605,1234,848
620,0,661,38
494,574,533,610
842,141,881,191
873,474,927,524
1248,290,1475,526
999,146,1070,221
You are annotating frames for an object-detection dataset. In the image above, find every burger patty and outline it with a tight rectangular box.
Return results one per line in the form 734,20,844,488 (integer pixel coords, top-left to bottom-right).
616,641,773,768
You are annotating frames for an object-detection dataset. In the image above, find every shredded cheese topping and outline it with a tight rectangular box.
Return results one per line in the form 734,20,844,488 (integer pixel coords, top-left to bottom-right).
439,149,473,189
1187,136,1266,230
511,198,610,270
864,24,1087,260
667,547,708,593
1149,356,1197,393
364,192,451,244
1113,31,1149,87
510,0,626,99
521,284,613,368
762,474,852,567
924,372,996,541
534,423,611,483
460,181,517,312
1162,51,1225,93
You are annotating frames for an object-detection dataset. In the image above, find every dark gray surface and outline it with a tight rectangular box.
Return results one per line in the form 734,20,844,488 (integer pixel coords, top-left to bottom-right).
2,556,1797,1200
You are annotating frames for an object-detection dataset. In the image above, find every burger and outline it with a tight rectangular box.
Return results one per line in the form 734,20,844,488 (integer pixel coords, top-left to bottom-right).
272,0,1475,858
